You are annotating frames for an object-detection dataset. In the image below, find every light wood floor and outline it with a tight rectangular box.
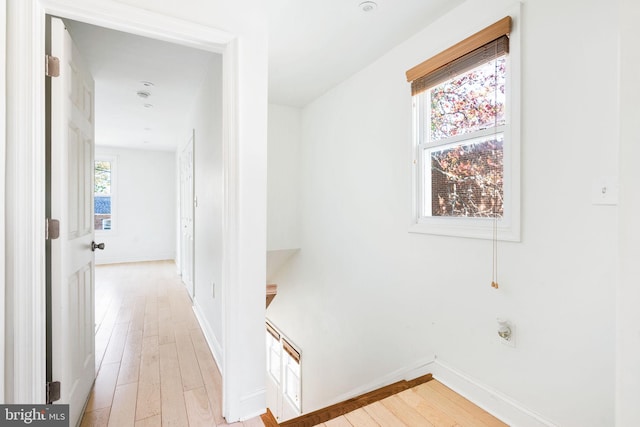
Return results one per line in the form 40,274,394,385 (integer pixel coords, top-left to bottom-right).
81,260,264,427
312,380,508,427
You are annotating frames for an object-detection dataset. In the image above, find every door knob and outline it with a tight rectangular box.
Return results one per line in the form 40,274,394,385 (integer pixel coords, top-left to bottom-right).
91,241,105,251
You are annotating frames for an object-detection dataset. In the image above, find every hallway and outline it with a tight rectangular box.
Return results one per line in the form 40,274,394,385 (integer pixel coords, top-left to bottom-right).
81,261,264,427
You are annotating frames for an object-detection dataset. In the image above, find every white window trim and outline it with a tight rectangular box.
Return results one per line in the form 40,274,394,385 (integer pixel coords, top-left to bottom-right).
282,344,301,411
266,331,282,384
266,321,302,415
95,154,117,235
409,7,521,242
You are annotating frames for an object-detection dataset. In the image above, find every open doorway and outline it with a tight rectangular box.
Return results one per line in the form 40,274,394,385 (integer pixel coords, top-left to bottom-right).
46,16,223,425
8,1,268,422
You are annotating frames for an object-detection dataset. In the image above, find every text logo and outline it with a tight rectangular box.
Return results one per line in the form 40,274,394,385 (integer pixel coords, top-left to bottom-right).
0,405,69,426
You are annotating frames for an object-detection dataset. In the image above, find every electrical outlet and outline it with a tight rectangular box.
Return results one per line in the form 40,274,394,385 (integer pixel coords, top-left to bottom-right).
497,318,515,347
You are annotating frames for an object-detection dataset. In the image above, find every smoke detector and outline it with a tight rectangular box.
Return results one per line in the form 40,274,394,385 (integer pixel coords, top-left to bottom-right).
359,1,377,12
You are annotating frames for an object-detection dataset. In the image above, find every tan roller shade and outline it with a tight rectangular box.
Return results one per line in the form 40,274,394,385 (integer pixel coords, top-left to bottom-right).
407,16,512,96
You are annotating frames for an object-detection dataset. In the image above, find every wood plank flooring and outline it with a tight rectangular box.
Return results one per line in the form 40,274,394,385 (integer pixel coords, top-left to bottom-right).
311,380,508,427
81,260,264,427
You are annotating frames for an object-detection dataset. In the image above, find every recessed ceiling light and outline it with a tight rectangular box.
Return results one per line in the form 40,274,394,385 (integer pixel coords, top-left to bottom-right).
137,90,151,99
141,81,154,87
143,103,153,108
359,1,377,12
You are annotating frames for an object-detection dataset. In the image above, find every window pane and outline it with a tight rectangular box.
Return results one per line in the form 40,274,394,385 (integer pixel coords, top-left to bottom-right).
428,56,506,142
266,333,281,382
283,354,300,407
429,134,503,218
95,161,112,231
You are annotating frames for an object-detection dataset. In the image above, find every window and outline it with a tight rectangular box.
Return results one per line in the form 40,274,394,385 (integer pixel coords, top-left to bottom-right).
265,322,302,414
407,16,520,241
94,158,115,232
266,323,282,383
282,340,301,409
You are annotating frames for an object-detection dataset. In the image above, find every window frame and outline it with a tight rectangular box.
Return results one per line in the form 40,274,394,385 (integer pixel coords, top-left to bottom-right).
408,12,521,241
94,155,117,235
282,339,301,411
265,322,302,414
266,323,282,384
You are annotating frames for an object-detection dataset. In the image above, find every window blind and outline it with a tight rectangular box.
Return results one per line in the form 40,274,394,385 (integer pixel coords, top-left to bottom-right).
406,16,512,96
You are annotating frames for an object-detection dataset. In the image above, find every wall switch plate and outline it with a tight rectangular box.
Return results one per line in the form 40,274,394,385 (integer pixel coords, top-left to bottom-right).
592,176,619,205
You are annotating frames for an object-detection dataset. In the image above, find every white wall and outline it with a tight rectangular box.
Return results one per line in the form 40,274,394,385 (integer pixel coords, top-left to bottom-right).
266,104,302,282
94,146,176,264
184,55,225,364
617,0,640,425
266,0,620,426
268,104,301,252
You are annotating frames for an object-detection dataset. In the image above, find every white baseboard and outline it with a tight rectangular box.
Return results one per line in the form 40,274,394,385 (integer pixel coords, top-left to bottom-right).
322,356,435,409
319,357,557,427
192,299,224,372
95,253,175,265
430,359,558,427
239,388,268,421
192,300,265,421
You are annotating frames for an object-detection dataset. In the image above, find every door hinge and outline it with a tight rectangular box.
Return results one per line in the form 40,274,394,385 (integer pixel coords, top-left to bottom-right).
46,218,60,240
46,55,60,78
46,381,61,404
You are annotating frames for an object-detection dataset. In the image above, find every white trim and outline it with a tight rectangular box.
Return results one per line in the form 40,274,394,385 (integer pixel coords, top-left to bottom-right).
220,37,244,421
431,359,558,427
192,299,224,370
95,254,176,266
5,0,47,403
39,0,233,51
0,0,6,403
320,356,435,409
239,388,269,421
6,0,243,415
316,355,557,427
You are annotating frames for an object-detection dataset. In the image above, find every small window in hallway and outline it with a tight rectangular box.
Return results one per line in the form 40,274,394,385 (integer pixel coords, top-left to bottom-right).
94,158,115,231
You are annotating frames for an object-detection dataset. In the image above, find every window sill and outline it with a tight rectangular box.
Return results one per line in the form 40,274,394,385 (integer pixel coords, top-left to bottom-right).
409,218,520,242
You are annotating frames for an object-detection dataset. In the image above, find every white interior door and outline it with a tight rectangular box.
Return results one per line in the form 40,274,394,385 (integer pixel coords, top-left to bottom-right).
49,17,96,426
180,132,195,298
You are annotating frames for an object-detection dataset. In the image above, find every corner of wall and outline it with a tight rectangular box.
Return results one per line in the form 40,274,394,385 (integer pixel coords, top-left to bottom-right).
431,359,557,427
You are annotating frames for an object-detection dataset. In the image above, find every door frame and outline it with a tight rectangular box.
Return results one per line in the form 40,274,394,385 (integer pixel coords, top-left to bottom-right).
179,130,196,299
0,0,6,405
5,0,249,419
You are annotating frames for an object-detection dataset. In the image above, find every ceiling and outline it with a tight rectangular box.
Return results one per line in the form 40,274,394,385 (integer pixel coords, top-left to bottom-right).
65,0,462,151
268,0,464,107
65,20,219,151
